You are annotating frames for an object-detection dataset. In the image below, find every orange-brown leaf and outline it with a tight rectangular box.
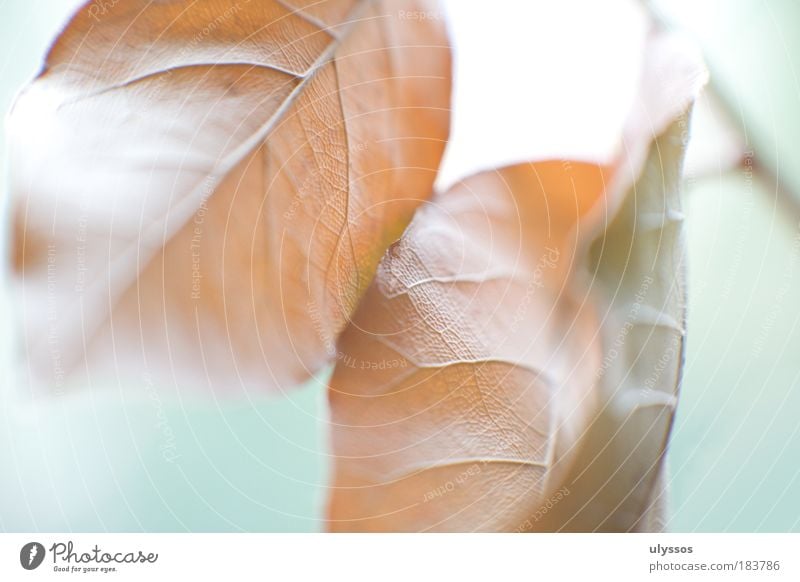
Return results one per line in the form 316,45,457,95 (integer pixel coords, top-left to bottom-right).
326,27,706,532
328,162,607,531
10,0,451,393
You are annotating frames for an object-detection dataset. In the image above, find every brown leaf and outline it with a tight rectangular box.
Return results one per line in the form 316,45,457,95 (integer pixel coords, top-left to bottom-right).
9,0,451,393
328,162,608,531
327,29,706,532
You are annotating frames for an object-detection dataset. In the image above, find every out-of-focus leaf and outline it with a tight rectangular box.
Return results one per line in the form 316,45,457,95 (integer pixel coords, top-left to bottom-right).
9,0,451,393
327,29,706,532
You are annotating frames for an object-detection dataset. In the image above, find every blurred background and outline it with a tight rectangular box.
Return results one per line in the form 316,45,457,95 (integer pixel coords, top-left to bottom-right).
1,0,799,531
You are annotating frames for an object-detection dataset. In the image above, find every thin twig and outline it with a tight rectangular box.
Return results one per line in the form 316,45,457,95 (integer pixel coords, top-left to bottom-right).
645,1,800,217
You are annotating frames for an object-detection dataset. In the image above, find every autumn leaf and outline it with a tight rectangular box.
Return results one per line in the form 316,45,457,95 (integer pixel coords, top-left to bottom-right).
9,0,451,393
327,29,706,532
328,162,607,531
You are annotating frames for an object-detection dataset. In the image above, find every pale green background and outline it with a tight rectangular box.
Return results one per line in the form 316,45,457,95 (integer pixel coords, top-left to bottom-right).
1,0,798,532
657,0,800,532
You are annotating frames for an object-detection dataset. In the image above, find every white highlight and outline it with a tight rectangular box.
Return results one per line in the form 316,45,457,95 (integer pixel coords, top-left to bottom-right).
436,0,648,191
